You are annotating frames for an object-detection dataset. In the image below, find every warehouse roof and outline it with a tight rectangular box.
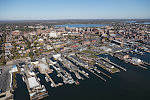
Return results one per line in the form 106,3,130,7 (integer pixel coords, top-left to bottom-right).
38,63,49,70
28,77,39,89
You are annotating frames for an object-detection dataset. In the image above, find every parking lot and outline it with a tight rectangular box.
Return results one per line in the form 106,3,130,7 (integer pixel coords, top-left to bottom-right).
0,67,11,93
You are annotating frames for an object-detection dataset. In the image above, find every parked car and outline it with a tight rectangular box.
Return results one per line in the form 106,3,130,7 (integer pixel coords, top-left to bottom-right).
0,69,2,75
0,89,2,94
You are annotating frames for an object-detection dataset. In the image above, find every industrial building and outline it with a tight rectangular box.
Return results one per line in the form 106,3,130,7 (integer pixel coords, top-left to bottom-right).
100,46,112,52
38,63,49,74
131,58,142,64
28,77,40,89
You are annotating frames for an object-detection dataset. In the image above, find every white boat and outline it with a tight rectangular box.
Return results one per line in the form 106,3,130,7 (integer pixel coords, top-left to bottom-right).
22,76,25,82
51,83,54,87
38,78,40,81
45,77,49,82
57,74,60,77
86,73,89,76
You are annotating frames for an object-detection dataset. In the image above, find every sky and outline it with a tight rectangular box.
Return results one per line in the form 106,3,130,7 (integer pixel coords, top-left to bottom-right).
0,0,150,20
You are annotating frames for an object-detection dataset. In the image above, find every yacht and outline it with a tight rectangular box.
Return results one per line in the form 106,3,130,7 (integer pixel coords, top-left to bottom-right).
45,77,49,82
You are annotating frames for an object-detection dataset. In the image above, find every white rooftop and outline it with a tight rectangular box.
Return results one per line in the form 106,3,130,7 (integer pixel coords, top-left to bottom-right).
11,67,18,73
28,77,39,89
38,63,49,70
53,54,61,59
29,71,36,76
100,46,112,51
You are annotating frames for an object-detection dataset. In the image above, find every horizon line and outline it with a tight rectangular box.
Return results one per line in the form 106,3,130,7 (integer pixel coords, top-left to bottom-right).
0,18,150,21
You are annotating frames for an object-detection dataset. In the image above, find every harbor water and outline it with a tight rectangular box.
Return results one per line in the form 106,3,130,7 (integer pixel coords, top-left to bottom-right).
14,53,150,100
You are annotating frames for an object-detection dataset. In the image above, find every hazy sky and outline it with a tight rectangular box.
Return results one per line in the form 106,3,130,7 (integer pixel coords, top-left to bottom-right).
0,0,150,20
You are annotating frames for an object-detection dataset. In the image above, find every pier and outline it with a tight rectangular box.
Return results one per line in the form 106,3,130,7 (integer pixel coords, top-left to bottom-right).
60,58,84,80
22,73,49,100
45,73,57,87
95,68,112,79
96,59,120,74
124,58,147,69
45,73,63,87
143,61,150,66
138,65,147,69
67,56,90,78
100,57,127,71
61,61,84,80
113,53,147,70
78,70,89,78
87,68,106,82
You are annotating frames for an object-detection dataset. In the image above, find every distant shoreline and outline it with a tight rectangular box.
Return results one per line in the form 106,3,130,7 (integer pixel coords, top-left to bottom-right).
0,19,150,25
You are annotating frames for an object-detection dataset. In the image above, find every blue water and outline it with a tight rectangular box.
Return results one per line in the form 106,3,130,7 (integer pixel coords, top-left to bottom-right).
125,21,150,25
135,22,150,25
125,21,136,23
55,24,109,28
143,22,150,24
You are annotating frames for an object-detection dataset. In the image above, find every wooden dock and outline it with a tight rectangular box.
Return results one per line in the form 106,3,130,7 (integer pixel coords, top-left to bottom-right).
45,73,57,87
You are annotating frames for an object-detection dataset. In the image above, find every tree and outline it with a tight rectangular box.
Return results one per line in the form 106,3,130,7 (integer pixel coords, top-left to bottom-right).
29,51,34,59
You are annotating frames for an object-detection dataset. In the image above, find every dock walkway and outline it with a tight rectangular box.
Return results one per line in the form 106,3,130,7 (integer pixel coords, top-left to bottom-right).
100,57,127,71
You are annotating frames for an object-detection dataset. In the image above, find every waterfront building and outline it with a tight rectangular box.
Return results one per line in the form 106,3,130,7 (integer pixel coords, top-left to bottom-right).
100,46,112,52
38,63,49,73
131,58,142,64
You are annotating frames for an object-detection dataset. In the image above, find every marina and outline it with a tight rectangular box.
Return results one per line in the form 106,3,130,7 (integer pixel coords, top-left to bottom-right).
14,53,150,100
59,57,84,80
3,51,150,100
6,48,150,100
